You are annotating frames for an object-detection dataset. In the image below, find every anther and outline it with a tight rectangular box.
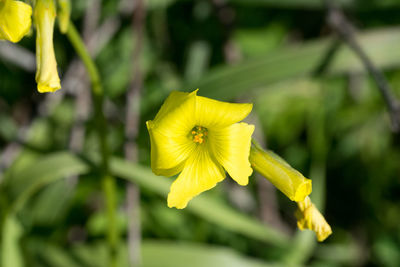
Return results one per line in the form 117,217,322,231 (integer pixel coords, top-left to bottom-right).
190,125,208,144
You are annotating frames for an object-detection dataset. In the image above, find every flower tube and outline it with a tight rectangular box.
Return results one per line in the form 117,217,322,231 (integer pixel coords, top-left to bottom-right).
34,0,61,93
249,142,312,202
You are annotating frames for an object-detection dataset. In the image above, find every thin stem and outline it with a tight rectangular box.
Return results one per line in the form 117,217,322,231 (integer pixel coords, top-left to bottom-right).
66,23,118,266
325,1,400,132
125,0,146,265
66,24,102,96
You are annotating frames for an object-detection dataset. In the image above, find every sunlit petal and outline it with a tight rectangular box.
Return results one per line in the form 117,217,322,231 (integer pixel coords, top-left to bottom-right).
168,145,225,209
195,94,252,128
210,123,254,185
151,90,197,138
147,121,195,176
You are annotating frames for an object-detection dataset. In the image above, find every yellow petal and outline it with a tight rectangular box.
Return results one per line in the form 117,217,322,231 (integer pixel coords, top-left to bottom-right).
195,94,253,128
210,123,254,185
168,145,225,209
249,143,312,202
34,0,61,93
153,91,195,123
147,121,195,176
151,90,196,137
147,91,198,174
0,0,32,43
296,196,332,242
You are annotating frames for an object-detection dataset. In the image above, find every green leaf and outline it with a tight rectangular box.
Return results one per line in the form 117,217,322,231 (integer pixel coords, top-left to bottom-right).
184,41,211,82
372,236,400,267
4,152,89,212
34,242,82,267
1,214,24,267
3,151,289,247
141,240,276,267
233,25,287,58
189,27,400,101
36,240,276,267
315,242,362,265
24,180,75,226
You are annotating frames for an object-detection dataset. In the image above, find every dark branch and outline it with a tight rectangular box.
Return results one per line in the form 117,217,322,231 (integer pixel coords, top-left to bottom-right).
325,1,400,132
312,39,341,77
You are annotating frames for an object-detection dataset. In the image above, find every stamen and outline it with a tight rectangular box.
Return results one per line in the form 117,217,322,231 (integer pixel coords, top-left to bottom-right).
189,126,208,144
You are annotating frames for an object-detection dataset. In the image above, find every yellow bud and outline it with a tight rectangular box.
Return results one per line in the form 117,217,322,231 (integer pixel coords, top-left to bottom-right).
57,0,70,33
0,0,32,43
296,196,332,242
249,142,312,202
34,0,61,93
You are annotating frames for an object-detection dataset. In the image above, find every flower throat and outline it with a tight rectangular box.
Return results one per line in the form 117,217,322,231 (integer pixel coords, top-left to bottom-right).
190,126,208,144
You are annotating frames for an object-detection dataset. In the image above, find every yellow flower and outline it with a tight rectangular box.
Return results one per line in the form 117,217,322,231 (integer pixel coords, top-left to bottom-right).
296,196,332,242
57,0,70,33
34,0,61,93
249,142,312,202
147,90,254,209
0,0,32,43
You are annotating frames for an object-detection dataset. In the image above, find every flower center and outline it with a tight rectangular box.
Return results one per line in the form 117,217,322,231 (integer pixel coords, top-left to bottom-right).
190,126,208,144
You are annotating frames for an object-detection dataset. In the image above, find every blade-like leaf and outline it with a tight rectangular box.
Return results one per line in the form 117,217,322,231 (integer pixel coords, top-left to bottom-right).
4,152,89,212
1,214,24,267
189,27,400,101
4,151,289,247
36,240,277,267
142,240,276,267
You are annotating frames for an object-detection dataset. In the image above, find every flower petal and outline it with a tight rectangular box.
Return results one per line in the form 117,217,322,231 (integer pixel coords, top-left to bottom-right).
167,146,225,209
151,90,197,138
147,91,198,174
153,90,196,124
296,196,332,242
0,0,32,43
210,123,254,186
195,94,252,128
147,121,195,176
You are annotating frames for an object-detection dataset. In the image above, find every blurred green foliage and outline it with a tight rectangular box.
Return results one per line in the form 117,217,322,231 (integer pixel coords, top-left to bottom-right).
1,0,400,266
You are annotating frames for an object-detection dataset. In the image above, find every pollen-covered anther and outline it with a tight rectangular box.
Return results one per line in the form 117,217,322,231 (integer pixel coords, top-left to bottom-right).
190,126,208,144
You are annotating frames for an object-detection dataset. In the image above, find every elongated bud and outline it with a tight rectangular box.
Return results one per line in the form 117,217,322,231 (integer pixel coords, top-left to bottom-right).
249,142,312,202
34,0,61,93
57,0,70,33
0,0,32,43
296,196,332,242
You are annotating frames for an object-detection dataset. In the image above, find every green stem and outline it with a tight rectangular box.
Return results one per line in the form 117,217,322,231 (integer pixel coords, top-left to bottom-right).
66,23,118,266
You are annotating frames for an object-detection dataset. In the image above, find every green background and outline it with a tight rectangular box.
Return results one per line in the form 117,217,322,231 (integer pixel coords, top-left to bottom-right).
1,0,400,266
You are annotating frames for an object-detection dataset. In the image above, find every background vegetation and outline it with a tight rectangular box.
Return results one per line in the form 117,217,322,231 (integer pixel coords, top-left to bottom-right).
1,0,400,266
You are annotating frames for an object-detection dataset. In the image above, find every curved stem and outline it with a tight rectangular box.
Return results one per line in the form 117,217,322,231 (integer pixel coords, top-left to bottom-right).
66,23,118,267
